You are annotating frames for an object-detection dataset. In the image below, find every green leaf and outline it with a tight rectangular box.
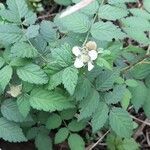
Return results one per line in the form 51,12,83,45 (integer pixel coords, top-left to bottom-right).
46,113,62,130
68,134,85,150
122,138,139,150
78,89,99,120
96,70,119,91
62,66,78,95
125,79,138,87
121,17,150,31
0,117,27,142
91,102,109,132
109,108,133,138
60,108,77,120
0,65,13,91
143,89,150,118
143,0,150,12
108,0,136,4
91,22,126,41
17,94,30,118
61,12,90,33
74,75,92,100
1,99,26,122
11,42,38,58
0,24,23,44
123,27,150,45
6,0,27,19
35,132,52,150
121,88,132,110
17,63,48,84
29,88,75,112
40,20,58,42
0,57,5,68
51,44,73,67
130,82,148,111
96,57,112,70
130,8,150,20
23,11,37,25
104,85,126,104
47,64,64,90
55,127,69,144
68,119,86,132
98,5,128,20
54,0,72,6
72,0,99,15
26,127,38,140
25,25,39,39
129,63,150,79
0,0,28,23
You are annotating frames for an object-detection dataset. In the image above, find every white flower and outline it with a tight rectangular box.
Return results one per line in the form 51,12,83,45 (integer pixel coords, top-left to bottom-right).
7,84,22,97
88,61,94,71
72,45,98,71
74,58,84,68
88,50,98,60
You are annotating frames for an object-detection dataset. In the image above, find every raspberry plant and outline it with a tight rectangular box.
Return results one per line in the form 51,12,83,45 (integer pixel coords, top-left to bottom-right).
0,0,149,149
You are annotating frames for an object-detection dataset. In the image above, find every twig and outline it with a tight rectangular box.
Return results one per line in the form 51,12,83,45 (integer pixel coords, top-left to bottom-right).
37,13,57,20
134,119,148,140
60,0,94,18
131,115,150,127
146,130,150,146
87,130,110,150
121,54,150,72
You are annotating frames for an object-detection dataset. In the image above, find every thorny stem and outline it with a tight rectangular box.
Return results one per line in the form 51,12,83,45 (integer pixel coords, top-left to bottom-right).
20,24,49,63
82,0,105,46
87,130,110,150
121,54,150,72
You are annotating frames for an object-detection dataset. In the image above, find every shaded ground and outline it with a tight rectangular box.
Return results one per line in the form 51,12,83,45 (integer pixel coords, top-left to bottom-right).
0,140,35,150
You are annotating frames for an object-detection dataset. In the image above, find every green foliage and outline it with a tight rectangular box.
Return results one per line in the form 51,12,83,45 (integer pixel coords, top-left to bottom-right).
91,22,126,41
68,119,86,132
1,99,27,122
11,42,38,58
91,102,109,132
46,113,62,130
68,134,85,150
109,108,133,138
17,94,30,117
78,89,99,120
0,0,149,149
54,127,69,144
106,133,139,150
17,63,48,84
62,66,78,95
0,117,27,142
98,5,128,20
130,82,148,111
0,65,13,91
29,88,75,112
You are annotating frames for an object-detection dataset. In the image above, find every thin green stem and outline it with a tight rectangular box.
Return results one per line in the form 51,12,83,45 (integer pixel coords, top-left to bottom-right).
20,24,49,63
82,0,105,46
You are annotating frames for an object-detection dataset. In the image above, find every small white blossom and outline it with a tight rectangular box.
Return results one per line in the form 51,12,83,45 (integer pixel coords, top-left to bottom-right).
7,84,22,97
72,41,98,71
74,58,84,68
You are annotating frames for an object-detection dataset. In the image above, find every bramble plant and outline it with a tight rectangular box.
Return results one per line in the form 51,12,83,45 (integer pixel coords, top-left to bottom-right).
0,0,149,149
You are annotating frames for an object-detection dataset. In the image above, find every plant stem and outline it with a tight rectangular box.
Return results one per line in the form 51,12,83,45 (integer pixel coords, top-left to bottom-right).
82,0,105,46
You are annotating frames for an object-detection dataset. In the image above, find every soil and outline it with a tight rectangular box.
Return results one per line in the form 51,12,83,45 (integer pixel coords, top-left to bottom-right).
0,140,35,150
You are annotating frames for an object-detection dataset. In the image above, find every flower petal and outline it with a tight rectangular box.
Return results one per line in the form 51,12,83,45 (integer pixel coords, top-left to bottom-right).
88,61,94,71
88,50,98,60
72,46,81,56
74,58,84,68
